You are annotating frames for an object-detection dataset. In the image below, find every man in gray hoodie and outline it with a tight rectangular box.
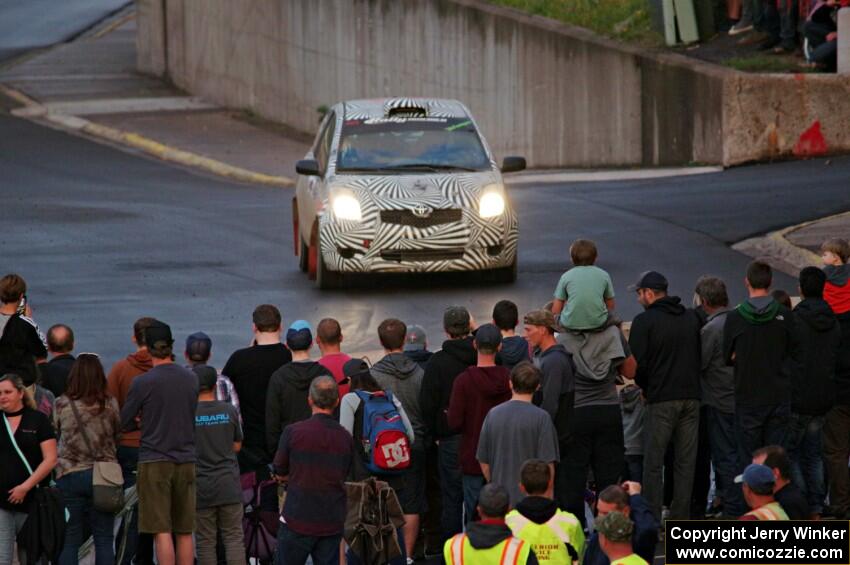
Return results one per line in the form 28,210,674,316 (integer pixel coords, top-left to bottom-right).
371,318,426,559
559,320,635,527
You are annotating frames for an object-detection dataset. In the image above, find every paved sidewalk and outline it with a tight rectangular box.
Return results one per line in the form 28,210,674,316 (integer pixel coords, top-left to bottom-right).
0,11,310,183
785,212,850,256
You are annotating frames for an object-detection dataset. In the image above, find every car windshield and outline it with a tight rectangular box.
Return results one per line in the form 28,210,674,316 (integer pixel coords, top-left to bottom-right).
336,117,491,173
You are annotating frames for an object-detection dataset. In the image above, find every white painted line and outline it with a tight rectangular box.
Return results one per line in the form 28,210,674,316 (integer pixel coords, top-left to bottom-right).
40,97,217,116
506,166,723,184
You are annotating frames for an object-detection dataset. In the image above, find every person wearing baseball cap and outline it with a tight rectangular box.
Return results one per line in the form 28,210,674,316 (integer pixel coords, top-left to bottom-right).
403,324,433,370
447,323,511,525
421,306,477,540
264,321,331,455
595,511,648,565
184,332,241,422
523,309,575,512
120,319,199,563
736,463,790,520
192,363,243,565
627,271,702,522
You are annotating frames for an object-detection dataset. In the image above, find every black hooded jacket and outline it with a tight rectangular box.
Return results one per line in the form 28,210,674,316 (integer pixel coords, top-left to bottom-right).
421,336,476,441
723,296,794,408
628,296,701,404
265,360,331,453
789,298,842,415
496,335,531,369
465,520,539,564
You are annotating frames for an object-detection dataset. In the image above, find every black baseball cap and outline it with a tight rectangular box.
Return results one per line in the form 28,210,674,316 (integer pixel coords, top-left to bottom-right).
628,271,668,292
475,323,502,349
144,320,174,349
185,332,212,362
343,358,369,379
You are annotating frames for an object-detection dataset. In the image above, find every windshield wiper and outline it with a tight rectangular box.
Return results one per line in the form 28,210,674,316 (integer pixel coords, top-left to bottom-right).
376,163,480,172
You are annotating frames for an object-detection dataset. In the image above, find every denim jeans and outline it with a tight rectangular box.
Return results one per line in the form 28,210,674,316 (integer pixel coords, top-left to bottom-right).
784,412,826,514
462,475,485,527
0,508,27,565
275,524,340,565
705,407,739,516
643,399,700,521
57,468,116,565
734,402,790,515
764,0,798,43
740,0,765,29
824,405,850,513
437,436,463,540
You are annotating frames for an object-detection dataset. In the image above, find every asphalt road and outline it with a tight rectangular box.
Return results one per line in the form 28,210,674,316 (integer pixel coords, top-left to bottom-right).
3,114,850,369
0,0,129,64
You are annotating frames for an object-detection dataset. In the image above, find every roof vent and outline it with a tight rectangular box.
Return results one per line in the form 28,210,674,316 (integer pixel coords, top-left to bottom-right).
384,98,428,118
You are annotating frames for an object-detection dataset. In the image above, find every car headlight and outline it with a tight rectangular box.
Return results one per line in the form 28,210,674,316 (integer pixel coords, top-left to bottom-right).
332,194,362,221
479,192,505,218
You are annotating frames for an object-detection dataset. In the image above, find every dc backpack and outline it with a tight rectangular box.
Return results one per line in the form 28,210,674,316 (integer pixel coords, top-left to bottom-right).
354,390,411,475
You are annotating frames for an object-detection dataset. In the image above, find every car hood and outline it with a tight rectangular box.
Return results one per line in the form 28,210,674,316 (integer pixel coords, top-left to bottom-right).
328,171,502,211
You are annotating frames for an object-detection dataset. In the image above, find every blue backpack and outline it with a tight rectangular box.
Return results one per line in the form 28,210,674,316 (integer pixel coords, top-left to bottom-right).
354,390,411,475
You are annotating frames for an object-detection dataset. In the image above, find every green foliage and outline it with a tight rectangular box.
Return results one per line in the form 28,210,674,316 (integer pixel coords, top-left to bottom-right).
488,0,662,45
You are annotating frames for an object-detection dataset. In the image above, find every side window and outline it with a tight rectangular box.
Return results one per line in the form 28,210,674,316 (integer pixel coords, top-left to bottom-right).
315,112,336,173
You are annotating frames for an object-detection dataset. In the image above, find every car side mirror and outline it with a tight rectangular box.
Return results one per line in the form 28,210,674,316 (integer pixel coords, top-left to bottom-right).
500,156,526,174
296,159,321,176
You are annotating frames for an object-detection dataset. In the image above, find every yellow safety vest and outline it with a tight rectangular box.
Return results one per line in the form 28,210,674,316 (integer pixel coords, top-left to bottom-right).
443,533,532,565
505,509,585,565
743,501,789,520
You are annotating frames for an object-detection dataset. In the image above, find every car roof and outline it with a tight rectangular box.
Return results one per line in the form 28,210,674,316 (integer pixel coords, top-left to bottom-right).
341,97,470,120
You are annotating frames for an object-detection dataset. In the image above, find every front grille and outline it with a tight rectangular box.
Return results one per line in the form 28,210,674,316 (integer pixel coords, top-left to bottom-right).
380,248,465,262
380,209,462,228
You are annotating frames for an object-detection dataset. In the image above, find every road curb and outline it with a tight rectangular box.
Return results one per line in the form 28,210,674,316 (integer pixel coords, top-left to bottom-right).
0,84,295,188
732,214,839,276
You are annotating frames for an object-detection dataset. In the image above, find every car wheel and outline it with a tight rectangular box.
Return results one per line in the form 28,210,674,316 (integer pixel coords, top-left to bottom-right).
316,250,344,289
491,257,517,284
298,236,308,273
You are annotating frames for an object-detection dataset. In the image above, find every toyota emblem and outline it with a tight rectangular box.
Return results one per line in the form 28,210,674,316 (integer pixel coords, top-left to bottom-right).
412,205,432,218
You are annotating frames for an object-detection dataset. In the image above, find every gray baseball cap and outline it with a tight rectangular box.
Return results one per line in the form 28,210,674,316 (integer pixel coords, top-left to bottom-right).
404,324,428,352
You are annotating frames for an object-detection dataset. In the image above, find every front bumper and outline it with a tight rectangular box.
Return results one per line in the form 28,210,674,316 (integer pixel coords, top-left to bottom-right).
318,210,518,273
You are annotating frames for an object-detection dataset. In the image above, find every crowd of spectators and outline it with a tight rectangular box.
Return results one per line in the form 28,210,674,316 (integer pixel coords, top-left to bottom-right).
0,234,849,565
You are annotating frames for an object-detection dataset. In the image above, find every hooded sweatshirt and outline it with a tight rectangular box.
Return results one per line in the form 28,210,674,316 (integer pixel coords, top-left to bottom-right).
511,496,585,561
265,360,331,453
464,520,539,564
628,296,701,404
723,296,793,408
371,352,426,442
446,365,511,474
559,325,626,409
620,384,646,456
404,348,432,371
789,298,841,415
107,349,153,448
0,313,47,386
421,336,477,441
824,264,850,315
497,335,531,370
533,344,576,446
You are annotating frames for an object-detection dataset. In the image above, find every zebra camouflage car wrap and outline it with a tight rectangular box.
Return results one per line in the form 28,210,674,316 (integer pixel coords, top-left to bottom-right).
295,97,520,279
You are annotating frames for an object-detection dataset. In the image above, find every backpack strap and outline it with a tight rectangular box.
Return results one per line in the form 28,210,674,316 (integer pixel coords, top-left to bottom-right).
450,533,466,565
3,412,34,475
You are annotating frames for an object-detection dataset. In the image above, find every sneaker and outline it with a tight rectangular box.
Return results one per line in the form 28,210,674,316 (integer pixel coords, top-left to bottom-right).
406,558,415,565
729,21,754,35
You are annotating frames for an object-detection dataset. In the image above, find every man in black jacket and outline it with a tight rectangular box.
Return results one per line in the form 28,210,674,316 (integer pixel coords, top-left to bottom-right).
723,261,794,516
265,320,331,454
785,267,841,517
628,271,701,521
41,324,75,397
421,306,476,542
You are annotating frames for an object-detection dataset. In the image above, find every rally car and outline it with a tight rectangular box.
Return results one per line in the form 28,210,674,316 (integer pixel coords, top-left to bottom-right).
292,97,525,288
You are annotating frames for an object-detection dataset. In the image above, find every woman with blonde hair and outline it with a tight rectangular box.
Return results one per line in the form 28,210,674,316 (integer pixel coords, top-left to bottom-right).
54,354,121,565
0,372,57,565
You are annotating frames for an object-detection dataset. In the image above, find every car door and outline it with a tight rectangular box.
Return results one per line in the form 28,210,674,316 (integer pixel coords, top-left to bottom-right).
297,110,336,245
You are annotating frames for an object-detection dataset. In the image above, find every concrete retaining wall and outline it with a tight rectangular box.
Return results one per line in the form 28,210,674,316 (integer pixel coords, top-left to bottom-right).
135,0,850,168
